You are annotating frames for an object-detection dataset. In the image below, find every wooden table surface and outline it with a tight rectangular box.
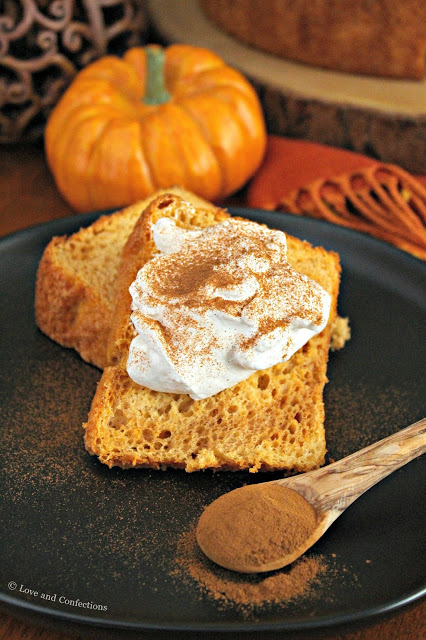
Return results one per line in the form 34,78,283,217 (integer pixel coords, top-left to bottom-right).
0,142,424,640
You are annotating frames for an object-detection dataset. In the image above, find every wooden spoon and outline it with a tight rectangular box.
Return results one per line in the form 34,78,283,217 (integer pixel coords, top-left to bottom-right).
196,417,426,573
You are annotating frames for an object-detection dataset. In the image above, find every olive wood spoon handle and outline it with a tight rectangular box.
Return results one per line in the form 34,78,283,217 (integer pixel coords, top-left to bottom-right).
268,417,426,569
197,417,426,573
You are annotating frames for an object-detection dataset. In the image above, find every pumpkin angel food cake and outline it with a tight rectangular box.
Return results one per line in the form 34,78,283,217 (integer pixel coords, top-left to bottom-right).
80,193,343,473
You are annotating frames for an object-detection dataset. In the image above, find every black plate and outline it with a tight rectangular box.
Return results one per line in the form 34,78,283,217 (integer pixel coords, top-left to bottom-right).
0,209,425,638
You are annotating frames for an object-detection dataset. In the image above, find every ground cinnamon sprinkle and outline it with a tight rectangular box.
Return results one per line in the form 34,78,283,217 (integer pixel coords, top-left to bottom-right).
129,217,328,386
172,526,327,611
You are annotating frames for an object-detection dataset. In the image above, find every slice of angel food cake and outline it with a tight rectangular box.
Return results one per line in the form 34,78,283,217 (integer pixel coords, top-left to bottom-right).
84,193,345,473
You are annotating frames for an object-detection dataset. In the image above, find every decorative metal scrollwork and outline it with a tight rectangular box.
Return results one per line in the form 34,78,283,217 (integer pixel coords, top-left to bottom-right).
0,0,147,142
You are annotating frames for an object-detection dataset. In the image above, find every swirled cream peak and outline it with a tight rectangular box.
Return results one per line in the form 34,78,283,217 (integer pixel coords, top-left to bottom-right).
127,217,331,400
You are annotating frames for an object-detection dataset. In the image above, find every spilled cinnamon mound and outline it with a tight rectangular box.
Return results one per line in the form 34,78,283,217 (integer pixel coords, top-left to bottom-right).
173,527,326,610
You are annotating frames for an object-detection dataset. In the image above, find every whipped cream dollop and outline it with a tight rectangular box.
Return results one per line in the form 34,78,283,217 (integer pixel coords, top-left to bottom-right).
126,217,331,400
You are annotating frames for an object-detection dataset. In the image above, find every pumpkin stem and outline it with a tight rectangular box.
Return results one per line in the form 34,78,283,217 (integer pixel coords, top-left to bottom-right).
143,45,171,106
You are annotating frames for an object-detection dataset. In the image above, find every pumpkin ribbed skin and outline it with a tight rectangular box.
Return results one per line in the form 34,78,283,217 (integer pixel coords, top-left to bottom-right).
45,44,267,212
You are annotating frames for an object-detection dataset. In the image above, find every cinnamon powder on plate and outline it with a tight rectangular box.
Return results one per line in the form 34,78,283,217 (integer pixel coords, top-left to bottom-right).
173,526,326,610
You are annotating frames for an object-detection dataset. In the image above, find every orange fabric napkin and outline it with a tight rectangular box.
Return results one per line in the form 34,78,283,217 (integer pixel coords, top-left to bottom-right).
248,137,426,260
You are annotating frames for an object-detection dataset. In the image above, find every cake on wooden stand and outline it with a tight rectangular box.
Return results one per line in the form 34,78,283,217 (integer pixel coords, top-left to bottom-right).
201,0,425,80
147,0,426,173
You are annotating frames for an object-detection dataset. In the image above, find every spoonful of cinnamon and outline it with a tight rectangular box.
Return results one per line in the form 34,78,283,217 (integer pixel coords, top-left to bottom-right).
196,417,425,573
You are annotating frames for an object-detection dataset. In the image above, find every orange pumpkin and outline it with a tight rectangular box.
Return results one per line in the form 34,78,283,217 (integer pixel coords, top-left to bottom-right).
45,44,267,212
